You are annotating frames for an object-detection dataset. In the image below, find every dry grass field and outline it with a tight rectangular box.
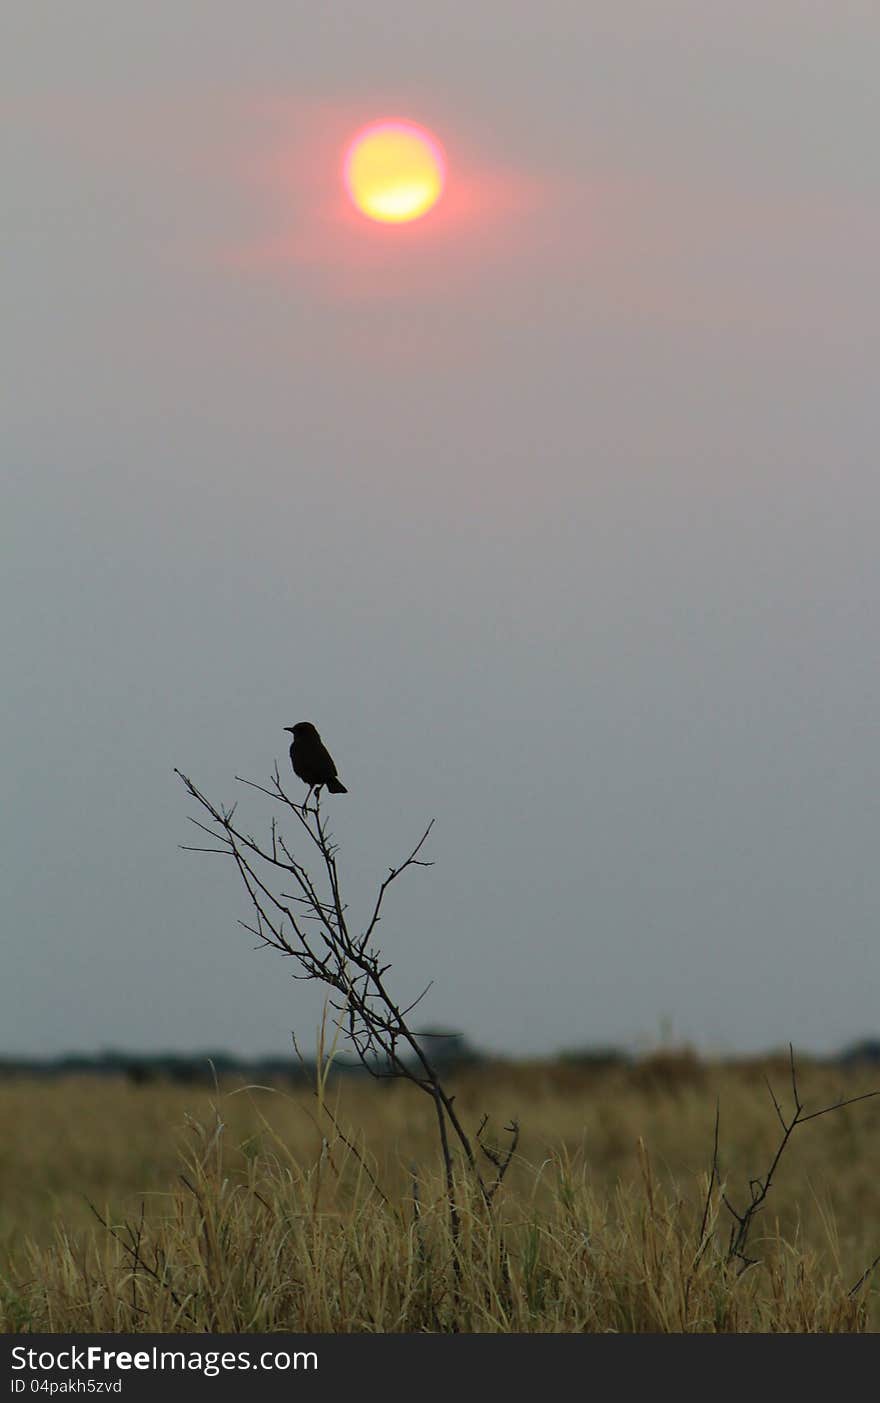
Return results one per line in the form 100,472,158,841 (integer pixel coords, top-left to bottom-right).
2,1053,879,1332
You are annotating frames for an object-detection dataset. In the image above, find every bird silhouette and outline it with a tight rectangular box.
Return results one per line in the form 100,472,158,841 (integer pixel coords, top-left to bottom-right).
284,722,347,802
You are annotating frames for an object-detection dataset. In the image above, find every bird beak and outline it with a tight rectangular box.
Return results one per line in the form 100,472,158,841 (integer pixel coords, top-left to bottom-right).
283,727,294,734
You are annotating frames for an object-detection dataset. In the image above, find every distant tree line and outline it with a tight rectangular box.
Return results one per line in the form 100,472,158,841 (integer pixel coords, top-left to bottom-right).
1,1037,878,1085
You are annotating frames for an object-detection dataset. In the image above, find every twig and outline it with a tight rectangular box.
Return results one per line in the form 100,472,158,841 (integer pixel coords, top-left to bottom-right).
87,1201,197,1325
717,1045,880,1271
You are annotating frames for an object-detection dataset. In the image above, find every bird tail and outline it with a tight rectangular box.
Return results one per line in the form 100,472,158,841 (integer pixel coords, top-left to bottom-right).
327,778,348,794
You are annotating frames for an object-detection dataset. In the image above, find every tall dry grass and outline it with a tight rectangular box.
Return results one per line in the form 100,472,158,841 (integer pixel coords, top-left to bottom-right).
1,1055,879,1332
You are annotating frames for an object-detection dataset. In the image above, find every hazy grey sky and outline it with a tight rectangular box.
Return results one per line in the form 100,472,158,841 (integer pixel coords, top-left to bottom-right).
3,3,878,1058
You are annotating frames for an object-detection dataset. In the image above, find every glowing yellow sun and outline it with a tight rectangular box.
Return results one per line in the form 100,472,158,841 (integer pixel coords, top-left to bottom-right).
343,120,446,224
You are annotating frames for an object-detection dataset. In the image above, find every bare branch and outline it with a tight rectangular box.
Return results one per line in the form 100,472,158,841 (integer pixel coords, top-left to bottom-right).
177,766,493,1237
714,1048,880,1270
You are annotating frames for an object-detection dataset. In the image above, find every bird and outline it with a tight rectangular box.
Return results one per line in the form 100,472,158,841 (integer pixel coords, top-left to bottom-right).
284,722,348,802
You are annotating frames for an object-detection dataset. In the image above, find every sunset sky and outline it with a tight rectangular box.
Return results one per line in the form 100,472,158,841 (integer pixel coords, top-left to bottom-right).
3,2,879,1058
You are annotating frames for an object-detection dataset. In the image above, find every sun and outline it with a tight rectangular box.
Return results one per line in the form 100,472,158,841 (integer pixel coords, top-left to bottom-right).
343,120,446,224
